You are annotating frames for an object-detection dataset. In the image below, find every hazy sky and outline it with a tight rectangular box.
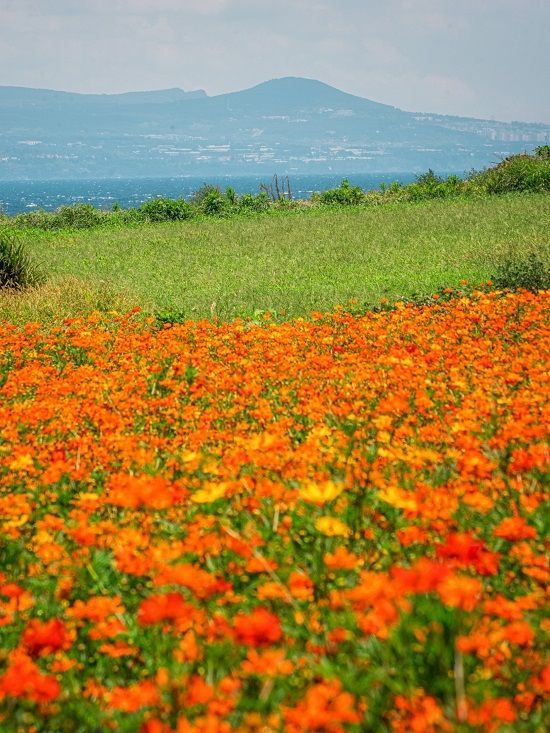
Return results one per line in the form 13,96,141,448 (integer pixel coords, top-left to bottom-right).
1,0,549,122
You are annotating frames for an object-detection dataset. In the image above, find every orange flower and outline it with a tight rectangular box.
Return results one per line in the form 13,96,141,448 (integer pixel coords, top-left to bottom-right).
233,608,282,646
437,574,482,612
99,640,139,657
284,679,362,732
68,595,124,623
324,546,361,570
184,675,214,706
288,571,314,601
494,516,537,541
502,621,535,646
108,679,160,712
154,563,230,599
390,690,451,732
0,289,548,728
467,698,516,731
0,649,61,704
0,582,34,626
138,592,193,626
396,526,428,546
107,474,176,510
21,618,72,657
242,648,293,676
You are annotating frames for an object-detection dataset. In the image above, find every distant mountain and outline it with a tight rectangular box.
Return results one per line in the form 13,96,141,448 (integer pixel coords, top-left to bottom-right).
0,85,207,105
0,77,548,180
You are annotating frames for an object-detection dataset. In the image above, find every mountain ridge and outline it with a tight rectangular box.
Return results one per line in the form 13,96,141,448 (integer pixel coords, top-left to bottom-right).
1,77,548,180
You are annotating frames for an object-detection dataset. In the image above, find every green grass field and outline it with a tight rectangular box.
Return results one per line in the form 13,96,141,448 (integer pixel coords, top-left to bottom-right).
3,193,549,323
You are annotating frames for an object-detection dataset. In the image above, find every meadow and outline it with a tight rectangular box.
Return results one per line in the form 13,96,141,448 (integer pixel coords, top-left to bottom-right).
1,192,549,324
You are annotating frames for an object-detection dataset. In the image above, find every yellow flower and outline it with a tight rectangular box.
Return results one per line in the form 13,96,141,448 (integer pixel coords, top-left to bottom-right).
191,482,228,504
180,450,199,464
9,454,34,472
299,480,344,504
377,486,418,511
315,516,351,537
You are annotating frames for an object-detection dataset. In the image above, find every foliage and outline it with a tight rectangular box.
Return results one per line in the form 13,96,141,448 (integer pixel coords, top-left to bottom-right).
403,171,465,202
0,291,548,731
138,197,194,223
534,144,550,160
13,203,108,230
469,153,550,194
237,191,270,213
492,250,549,292
155,308,187,325
318,179,365,205
200,188,230,216
0,230,41,289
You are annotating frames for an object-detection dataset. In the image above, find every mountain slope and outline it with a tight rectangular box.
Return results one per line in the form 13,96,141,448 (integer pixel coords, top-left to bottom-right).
0,77,548,179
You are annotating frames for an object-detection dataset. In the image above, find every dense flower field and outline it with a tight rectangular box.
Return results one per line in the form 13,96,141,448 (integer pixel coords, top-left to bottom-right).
0,290,548,732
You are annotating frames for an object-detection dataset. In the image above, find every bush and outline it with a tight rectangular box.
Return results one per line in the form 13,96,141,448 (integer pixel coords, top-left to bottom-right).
55,204,106,228
188,185,231,216
0,231,42,289
155,309,187,325
319,179,365,205
237,191,270,213
13,204,106,230
470,153,550,194
492,251,549,292
201,189,230,216
12,209,60,230
138,197,193,222
404,171,465,202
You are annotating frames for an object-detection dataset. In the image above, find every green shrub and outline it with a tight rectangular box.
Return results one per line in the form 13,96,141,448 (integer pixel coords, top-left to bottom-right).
55,204,105,228
470,153,550,194
12,209,59,230
0,231,42,289
535,145,550,160
13,204,106,230
201,189,230,216
155,309,187,325
319,179,365,205
225,186,237,205
190,185,230,216
492,251,549,292
138,197,193,222
404,171,465,202
238,191,270,213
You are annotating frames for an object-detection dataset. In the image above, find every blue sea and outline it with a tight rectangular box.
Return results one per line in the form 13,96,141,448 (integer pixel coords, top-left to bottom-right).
0,173,428,215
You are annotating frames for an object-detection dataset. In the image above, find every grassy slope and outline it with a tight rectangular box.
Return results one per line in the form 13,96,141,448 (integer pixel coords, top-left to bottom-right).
7,193,550,321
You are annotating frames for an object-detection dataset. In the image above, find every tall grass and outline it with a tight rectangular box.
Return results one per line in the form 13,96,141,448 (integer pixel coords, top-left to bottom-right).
0,231,42,289
0,276,137,327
